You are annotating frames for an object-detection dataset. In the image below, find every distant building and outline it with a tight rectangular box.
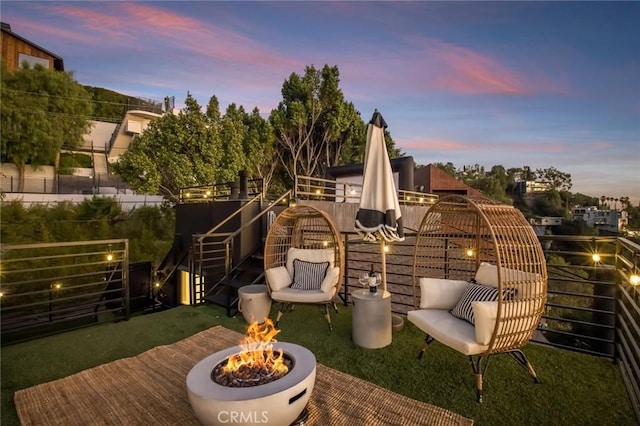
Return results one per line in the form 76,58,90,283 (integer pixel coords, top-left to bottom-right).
414,164,487,199
0,22,64,71
529,216,563,236
515,180,552,194
572,206,628,233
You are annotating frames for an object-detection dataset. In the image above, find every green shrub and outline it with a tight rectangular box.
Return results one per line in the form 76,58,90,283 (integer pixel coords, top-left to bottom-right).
59,153,92,174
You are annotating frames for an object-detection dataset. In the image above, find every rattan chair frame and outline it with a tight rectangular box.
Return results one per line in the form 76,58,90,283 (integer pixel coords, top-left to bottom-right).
264,205,345,330
412,194,548,402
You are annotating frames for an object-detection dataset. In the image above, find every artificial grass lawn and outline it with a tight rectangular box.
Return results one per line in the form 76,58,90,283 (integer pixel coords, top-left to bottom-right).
1,304,636,426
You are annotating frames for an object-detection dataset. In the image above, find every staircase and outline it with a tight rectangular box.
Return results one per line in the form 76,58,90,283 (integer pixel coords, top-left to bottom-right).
203,249,265,316
187,190,291,316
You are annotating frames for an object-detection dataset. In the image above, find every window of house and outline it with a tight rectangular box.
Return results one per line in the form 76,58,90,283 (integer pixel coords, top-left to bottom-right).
18,53,50,69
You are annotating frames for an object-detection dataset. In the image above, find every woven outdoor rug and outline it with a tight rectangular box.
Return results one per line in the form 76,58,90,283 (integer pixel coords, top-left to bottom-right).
14,326,473,426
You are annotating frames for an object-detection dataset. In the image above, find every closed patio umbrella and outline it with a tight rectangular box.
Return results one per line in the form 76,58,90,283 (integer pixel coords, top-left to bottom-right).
355,110,404,291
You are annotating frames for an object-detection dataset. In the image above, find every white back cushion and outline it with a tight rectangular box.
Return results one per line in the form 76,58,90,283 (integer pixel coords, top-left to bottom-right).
286,248,334,278
474,262,499,287
419,278,470,310
320,266,340,293
472,301,498,345
266,266,292,291
475,262,545,297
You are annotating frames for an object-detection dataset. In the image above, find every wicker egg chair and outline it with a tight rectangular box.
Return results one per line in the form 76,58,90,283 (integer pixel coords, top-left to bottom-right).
264,205,345,330
408,194,548,402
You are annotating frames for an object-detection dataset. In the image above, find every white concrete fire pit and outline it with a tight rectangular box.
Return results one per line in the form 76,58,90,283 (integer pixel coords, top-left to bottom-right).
187,342,316,426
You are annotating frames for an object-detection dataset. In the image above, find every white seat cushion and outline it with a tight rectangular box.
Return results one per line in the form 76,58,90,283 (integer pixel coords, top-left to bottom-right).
407,309,488,356
271,287,337,304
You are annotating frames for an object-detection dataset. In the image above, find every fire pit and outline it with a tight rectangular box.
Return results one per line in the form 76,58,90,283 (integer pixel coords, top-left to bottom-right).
187,321,316,426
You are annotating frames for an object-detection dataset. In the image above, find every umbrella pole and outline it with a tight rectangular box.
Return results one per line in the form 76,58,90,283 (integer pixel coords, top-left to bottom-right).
381,240,387,292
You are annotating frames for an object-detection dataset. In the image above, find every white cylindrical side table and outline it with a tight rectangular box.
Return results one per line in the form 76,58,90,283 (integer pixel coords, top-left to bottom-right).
351,289,392,349
237,284,272,324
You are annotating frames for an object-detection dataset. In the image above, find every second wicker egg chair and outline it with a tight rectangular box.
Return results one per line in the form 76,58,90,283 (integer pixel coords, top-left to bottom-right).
263,205,345,330
408,195,548,402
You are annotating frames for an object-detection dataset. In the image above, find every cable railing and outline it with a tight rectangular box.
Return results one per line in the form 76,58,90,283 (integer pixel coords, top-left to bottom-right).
0,239,131,345
294,175,438,206
179,178,265,203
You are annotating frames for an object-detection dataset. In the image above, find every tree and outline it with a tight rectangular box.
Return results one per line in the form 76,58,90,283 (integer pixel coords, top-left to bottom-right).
534,190,566,216
1,61,92,191
243,107,278,191
218,103,248,183
270,64,391,184
433,162,458,177
111,93,221,202
536,166,572,191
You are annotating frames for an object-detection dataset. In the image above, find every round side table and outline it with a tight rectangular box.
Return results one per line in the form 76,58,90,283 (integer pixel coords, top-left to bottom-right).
351,289,392,349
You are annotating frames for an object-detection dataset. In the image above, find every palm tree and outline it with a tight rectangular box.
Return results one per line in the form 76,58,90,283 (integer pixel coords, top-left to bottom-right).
600,196,606,208
620,196,630,211
614,198,620,210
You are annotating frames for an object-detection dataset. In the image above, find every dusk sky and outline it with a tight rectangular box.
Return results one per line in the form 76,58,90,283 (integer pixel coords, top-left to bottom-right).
2,1,639,205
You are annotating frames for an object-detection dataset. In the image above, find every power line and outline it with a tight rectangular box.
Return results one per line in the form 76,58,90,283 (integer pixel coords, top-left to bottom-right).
3,88,162,107
2,106,124,122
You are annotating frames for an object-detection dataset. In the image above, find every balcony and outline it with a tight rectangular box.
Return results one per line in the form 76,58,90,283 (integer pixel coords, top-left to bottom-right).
1,232,638,425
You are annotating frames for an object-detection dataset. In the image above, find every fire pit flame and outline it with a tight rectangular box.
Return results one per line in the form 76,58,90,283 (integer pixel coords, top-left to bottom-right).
219,319,289,385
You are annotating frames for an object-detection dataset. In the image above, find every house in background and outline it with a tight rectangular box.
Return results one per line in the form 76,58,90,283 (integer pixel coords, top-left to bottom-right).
414,164,487,199
515,180,553,195
529,216,563,237
0,22,64,71
572,206,628,234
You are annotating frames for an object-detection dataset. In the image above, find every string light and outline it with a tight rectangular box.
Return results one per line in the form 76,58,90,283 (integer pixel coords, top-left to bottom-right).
592,253,601,263
465,248,475,258
107,253,114,262
630,275,640,286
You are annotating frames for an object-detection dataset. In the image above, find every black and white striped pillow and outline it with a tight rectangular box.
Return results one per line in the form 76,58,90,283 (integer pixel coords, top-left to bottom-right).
291,259,329,291
450,283,499,324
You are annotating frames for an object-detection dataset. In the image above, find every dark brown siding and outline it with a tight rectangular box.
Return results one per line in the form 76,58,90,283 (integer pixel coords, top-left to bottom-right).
1,26,63,71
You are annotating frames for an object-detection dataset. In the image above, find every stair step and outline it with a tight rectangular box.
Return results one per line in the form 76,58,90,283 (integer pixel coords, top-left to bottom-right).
204,292,238,308
237,263,264,274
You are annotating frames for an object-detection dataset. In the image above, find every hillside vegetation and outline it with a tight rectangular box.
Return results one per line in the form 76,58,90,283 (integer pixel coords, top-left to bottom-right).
0,198,174,265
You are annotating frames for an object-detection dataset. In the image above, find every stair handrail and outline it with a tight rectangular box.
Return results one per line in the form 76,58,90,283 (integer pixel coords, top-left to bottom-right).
196,193,264,243
221,190,291,315
221,190,292,246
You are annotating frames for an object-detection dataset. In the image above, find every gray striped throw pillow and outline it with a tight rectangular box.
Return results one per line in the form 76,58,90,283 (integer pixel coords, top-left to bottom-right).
291,259,329,290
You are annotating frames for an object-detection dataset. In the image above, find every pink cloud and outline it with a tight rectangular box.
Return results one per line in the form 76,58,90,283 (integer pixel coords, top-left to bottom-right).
4,17,91,45
398,138,478,151
421,38,532,95
28,2,301,72
41,4,128,41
